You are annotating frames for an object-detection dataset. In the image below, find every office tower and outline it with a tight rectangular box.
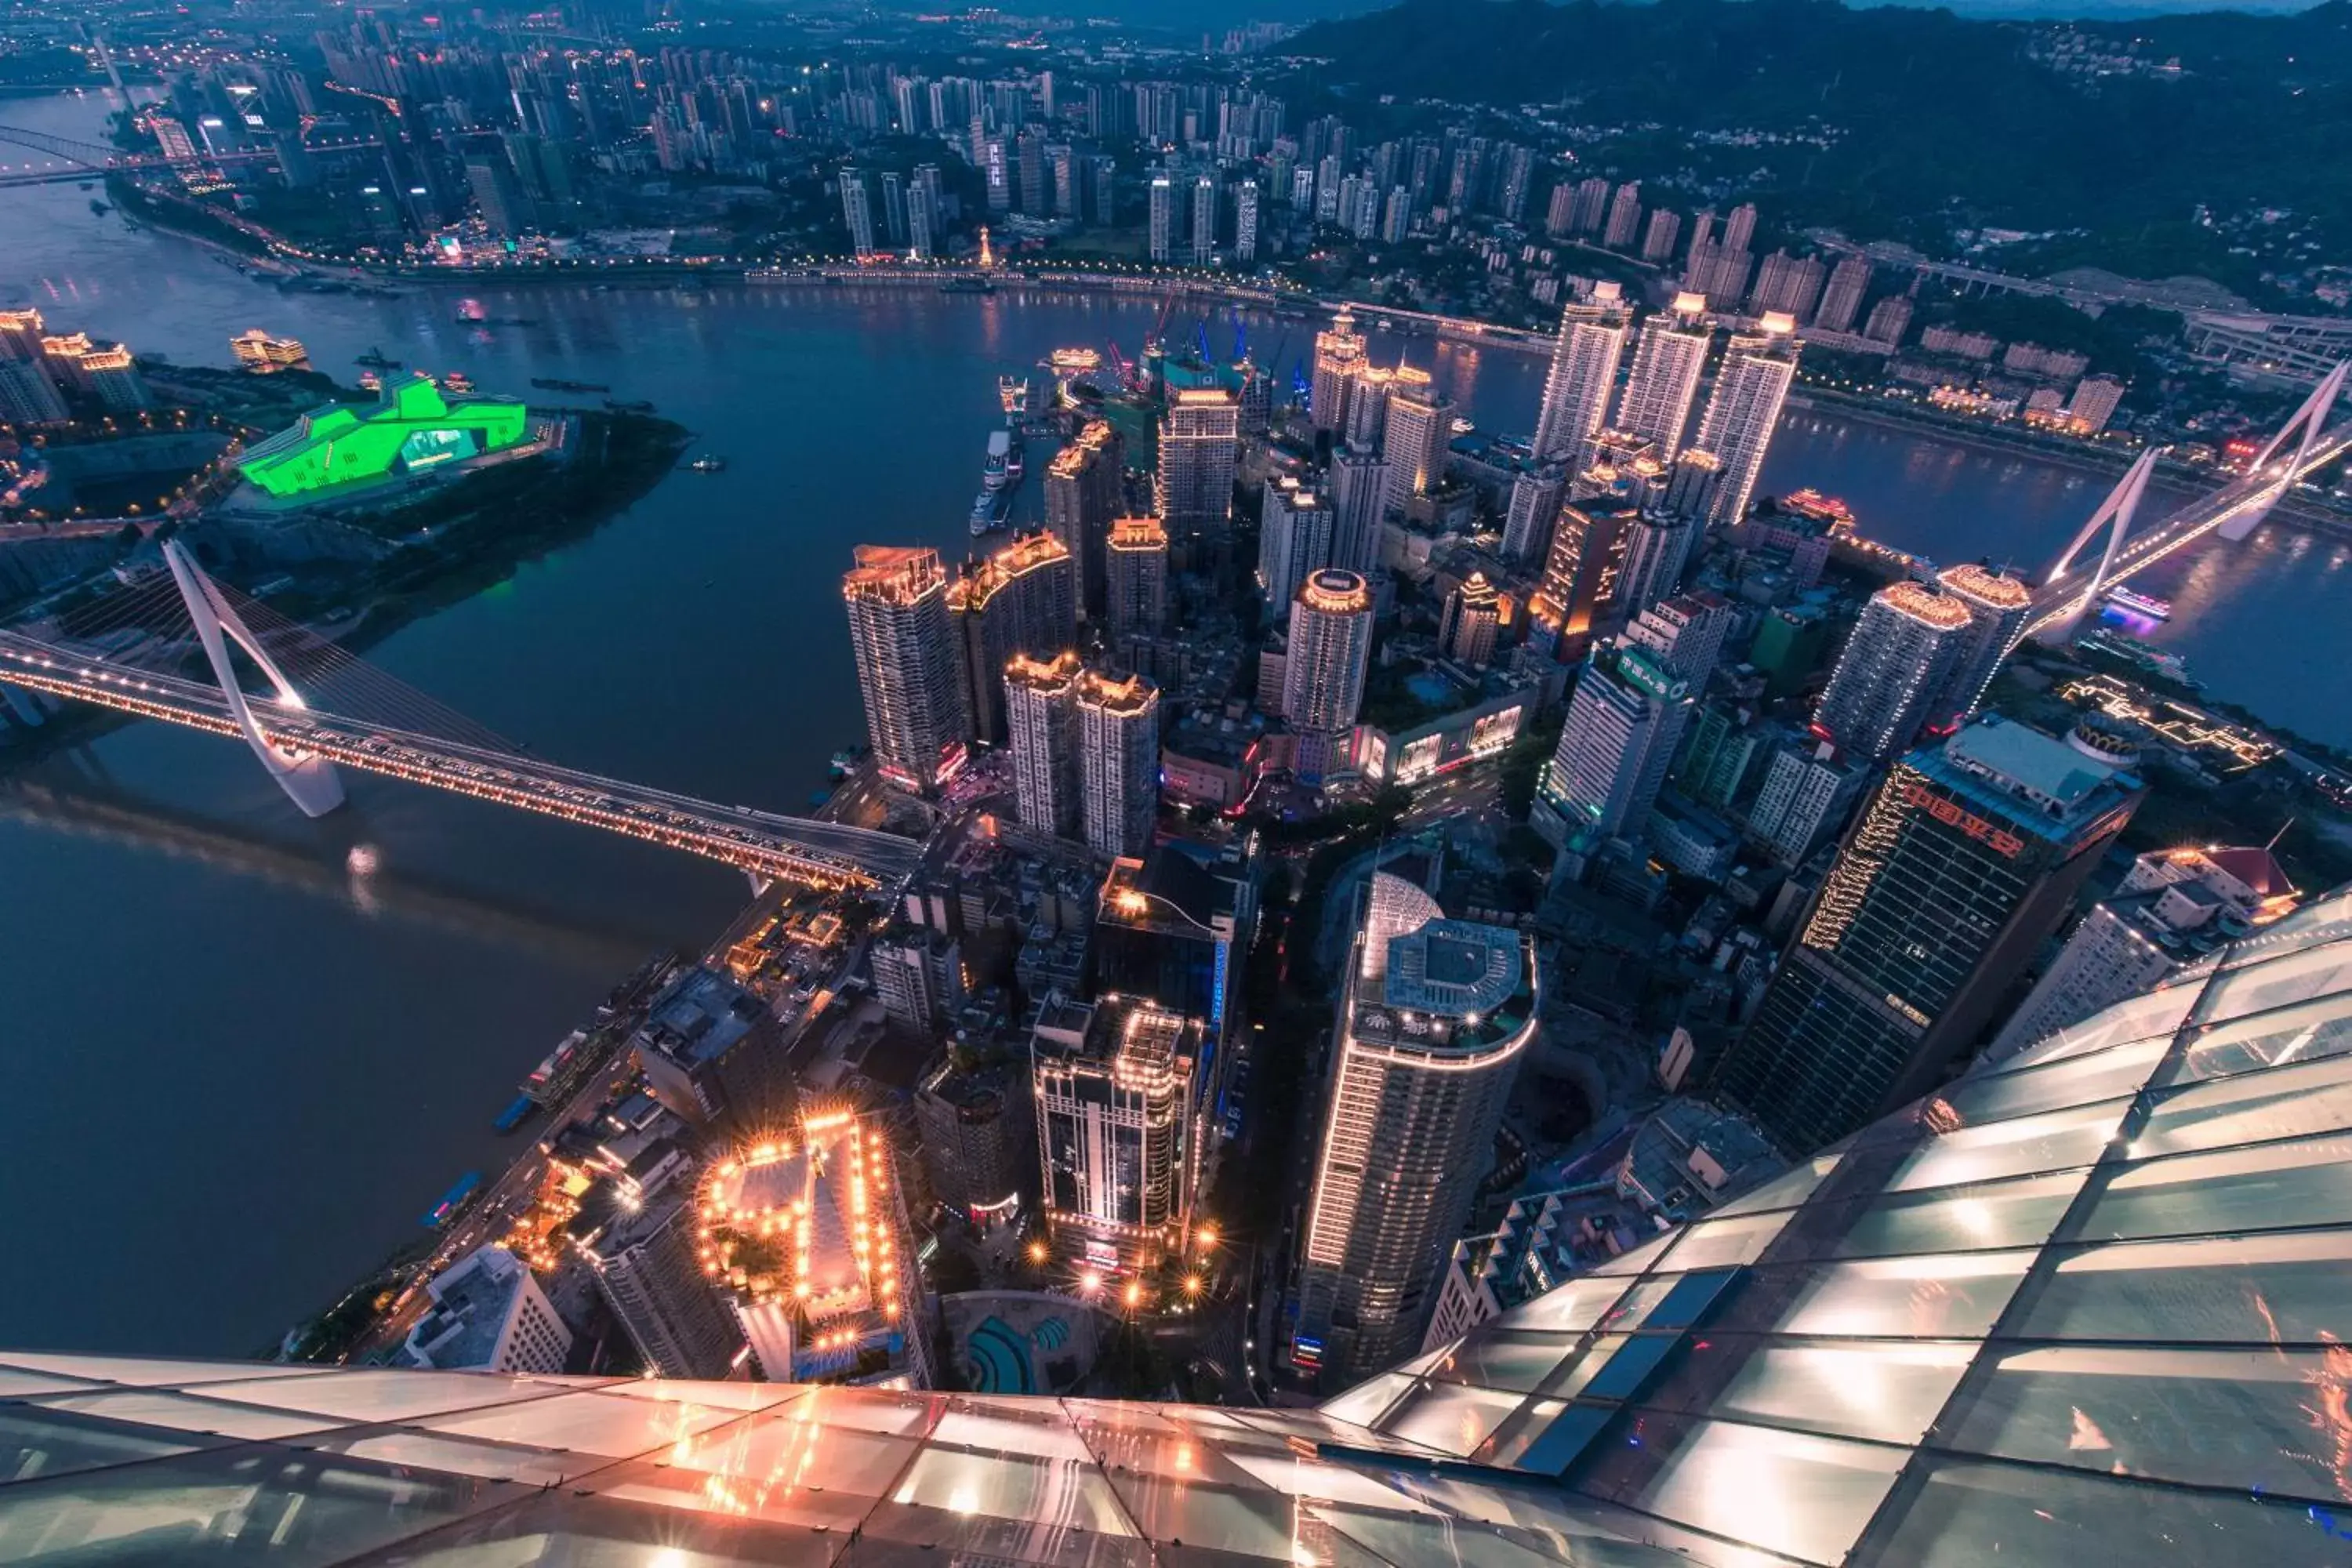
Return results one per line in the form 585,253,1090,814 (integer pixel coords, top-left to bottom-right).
696,1115,931,1388
631,966,794,1129
1990,843,2298,1058
880,169,908,246
1033,996,1206,1267
915,1060,1028,1220
1748,249,1826,321
1502,461,1566,564
1105,517,1168,640
1309,308,1367,435
2068,374,2127,433
1817,253,1872,332
399,1244,572,1376
1327,446,1388,573
1380,374,1454,517
0,358,70,426
1156,388,1240,541
1623,590,1737,685
1639,206,1682,262
1292,874,1537,1384
1076,669,1160,858
1341,363,1394,452
465,154,528,234
1044,419,1124,615
1864,293,1915,347
839,166,876,255
873,926,965,1033
1602,180,1642,247
1537,642,1693,841
78,346,152,414
1191,173,1218,265
574,1149,745,1380
1439,573,1501,667
1612,294,1711,460
1148,172,1174,262
1233,179,1258,262
1006,651,1083,839
1531,282,1632,463
1717,717,2145,1152
1722,201,1759,253
1257,474,1332,615
950,532,1078,746
1281,568,1375,741
1933,562,2034,725
1530,502,1632,658
842,546,968,793
1613,512,1699,619
1690,312,1798,527
1744,739,1868,866
1094,839,1252,1050
1813,580,1977,761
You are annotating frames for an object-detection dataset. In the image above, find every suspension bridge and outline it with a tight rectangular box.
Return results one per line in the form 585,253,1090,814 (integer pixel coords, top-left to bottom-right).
0,123,385,190
2023,358,2352,644
0,543,920,891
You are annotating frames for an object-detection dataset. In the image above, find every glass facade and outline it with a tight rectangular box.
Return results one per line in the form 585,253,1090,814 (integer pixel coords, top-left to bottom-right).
9,886,2352,1563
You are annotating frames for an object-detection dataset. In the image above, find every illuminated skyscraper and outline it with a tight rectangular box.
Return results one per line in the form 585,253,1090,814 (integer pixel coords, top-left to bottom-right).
1611,292,1711,460
1281,568,1375,742
1439,572,1501,667
1233,178,1259,261
572,1146,744,1381
1156,388,1240,541
1309,307,1367,434
949,532,1078,745
841,545,968,793
1327,446,1388,572
1105,517,1168,641
1257,474,1332,616
1690,312,1799,526
1933,562,2035,725
0,358,68,426
1621,590,1737,686
839,166,877,255
1293,874,1538,1384
1033,995,1207,1270
1044,419,1124,615
1191,173,1218,265
1531,282,1632,463
1148,172,1174,262
1535,641,1693,843
1076,669,1161,858
1716,717,2143,1152
1380,369,1454,517
1530,501,1632,659
1005,651,1083,838
1502,460,1566,564
1813,580,1976,761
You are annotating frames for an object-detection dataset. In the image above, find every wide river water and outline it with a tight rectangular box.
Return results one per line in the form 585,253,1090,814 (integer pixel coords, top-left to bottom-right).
5,89,2348,1356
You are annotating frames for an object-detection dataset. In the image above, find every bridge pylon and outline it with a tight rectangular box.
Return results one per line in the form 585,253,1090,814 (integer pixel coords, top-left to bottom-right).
2218,358,2349,543
2034,448,2159,649
161,542,346,818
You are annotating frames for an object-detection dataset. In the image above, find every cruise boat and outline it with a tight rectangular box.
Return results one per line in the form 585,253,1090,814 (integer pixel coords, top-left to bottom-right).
2103,584,2173,621
970,488,1011,535
982,429,1012,492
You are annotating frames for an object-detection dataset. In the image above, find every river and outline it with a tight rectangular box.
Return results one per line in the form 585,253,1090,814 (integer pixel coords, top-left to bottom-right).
2,89,2345,1357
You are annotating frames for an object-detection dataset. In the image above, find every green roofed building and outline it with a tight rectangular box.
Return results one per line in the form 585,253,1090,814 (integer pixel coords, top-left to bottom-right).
237,373,529,499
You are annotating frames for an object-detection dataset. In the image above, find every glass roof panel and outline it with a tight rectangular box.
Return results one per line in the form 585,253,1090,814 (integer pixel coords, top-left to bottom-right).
191,1367,576,1423
1708,1152,1842,1218
1994,985,2196,1073
1426,1330,1583,1393
1657,1210,1794,1270
882,1446,1138,1537
28,1388,347,1442
418,1387,752,1457
2081,1131,2352,1240
0,1404,219,1490
1934,1032,2169,1125
1773,1250,2037,1338
1377,1381,1526,1457
1885,1098,2135,1192
1699,1340,1976,1444
2134,1055,2352,1157
1490,1274,1630,1334
1588,1417,1908,1565
2194,941,2352,1025
1831,1170,2088,1258
2164,988,2352,1087
0,1354,332,1390
1319,1370,1414,1429
2016,1232,2352,1344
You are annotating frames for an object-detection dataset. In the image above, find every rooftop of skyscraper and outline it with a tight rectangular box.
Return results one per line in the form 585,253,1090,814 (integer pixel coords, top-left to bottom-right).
1297,568,1371,615
1938,560,2034,608
948,530,1070,608
1931,713,2142,826
841,543,944,601
1876,577,1977,630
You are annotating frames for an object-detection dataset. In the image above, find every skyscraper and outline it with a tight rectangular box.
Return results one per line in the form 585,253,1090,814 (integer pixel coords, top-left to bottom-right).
1690,312,1799,527
1501,461,1566,564
1233,179,1259,262
1075,669,1161,858
1380,371,1454,517
841,546,968,793
1005,651,1083,839
572,1149,745,1380
1293,873,1537,1384
1044,419,1124,615
1309,307,1367,435
0,358,69,426
1327,446,1388,573
1191,173,1218,265
1535,641,1693,843
1148,172,1174,263
949,531,1078,746
1281,568,1375,757
1716,717,2144,1152
839,166,877,256
1933,562,2035,726
1156,388,1240,541
1439,572,1501,667
1033,996,1206,1270
1257,474,1332,616
1094,840,1253,1052
1602,180,1642,248
1743,739,1869,866
1531,282,1632,463
1612,293,1712,460
1105,517,1168,641
1816,253,1872,332
1341,363,1394,452
1639,206,1681,262
1613,511,1699,619
1621,590,1737,685
1813,580,1976,761
908,163,942,258
1530,502,1632,659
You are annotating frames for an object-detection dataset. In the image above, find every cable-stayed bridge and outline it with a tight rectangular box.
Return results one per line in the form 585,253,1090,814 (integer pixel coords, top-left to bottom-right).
0,544,919,891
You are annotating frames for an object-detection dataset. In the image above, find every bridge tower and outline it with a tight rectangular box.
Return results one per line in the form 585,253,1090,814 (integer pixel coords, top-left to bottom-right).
2216,359,2348,543
161,541,346,818
2034,448,2160,648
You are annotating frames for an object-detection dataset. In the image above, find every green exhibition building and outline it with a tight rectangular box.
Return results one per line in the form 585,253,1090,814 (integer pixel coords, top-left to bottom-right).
237,373,529,499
